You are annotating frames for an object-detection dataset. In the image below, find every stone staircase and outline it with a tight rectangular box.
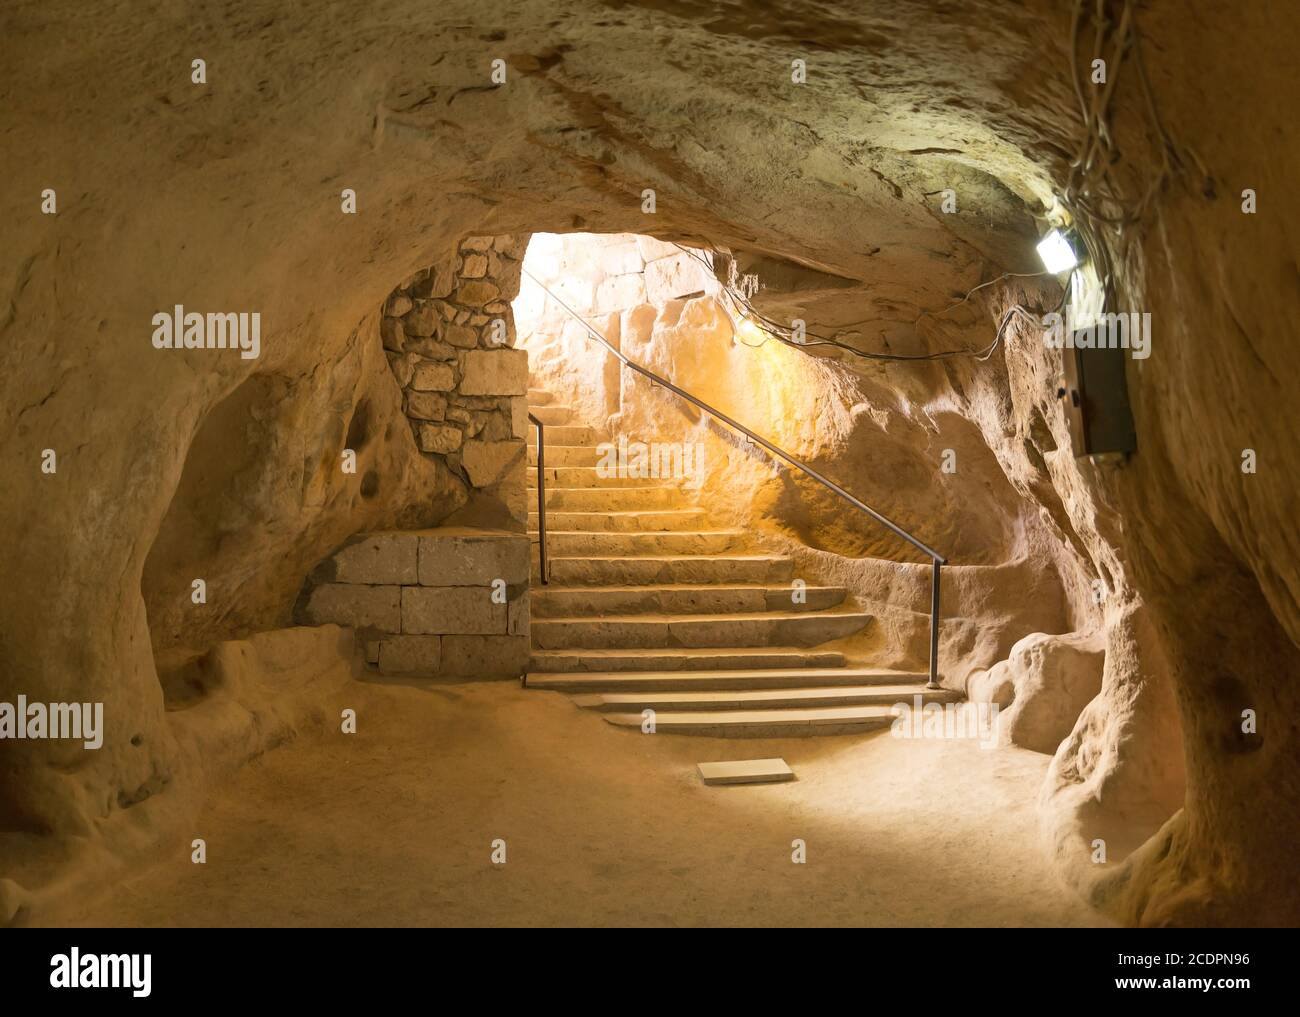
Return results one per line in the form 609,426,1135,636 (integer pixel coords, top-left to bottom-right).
524,383,959,737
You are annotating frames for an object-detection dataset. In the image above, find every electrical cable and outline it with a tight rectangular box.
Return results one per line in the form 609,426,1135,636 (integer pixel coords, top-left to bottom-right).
663,2,1187,365
672,241,1067,364
1063,0,1186,269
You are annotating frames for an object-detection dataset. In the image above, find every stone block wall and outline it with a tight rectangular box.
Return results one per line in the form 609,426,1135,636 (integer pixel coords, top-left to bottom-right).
295,528,530,678
382,234,531,520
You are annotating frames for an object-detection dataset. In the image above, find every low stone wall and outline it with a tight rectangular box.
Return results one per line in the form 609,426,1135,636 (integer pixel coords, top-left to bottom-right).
382,234,531,520
295,527,529,678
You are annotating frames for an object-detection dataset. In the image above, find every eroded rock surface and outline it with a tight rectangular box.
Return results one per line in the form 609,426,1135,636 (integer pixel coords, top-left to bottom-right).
1,0,1296,925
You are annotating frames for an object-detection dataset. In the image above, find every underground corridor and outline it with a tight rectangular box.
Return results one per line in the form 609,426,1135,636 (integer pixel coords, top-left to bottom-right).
2,0,1298,950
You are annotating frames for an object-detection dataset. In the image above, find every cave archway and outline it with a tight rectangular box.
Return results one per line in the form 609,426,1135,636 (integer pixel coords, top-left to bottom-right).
2,0,1295,929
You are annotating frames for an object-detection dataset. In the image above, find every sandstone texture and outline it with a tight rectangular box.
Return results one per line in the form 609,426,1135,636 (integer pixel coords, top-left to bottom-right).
0,0,1296,928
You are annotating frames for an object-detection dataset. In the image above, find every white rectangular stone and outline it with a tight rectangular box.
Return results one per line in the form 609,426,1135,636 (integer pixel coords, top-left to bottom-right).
553,275,595,313
697,758,794,786
595,272,647,313
599,241,644,276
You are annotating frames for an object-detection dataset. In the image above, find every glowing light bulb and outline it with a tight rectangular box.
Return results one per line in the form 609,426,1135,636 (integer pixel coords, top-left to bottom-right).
1036,229,1080,274
735,318,765,346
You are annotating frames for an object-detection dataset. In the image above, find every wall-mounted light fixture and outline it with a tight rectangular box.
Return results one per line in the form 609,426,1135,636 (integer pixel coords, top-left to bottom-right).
733,317,766,347
1035,228,1084,274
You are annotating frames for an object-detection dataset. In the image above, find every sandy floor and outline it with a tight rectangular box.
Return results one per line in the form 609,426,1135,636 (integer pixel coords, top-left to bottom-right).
64,680,1108,927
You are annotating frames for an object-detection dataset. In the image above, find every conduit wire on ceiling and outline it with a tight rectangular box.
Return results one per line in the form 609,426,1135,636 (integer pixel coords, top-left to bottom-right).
1063,0,1199,304
667,0,1189,367
672,241,1068,364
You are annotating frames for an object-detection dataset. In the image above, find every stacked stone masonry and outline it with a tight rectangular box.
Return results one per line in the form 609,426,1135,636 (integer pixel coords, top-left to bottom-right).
382,234,531,498
296,528,530,677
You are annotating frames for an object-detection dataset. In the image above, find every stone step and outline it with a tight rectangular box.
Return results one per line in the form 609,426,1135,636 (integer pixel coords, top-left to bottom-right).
528,647,849,674
528,509,707,533
536,553,793,585
527,444,606,467
529,608,872,650
532,530,745,557
532,583,847,617
573,683,959,712
602,704,902,738
527,425,601,448
697,758,795,785
527,404,574,426
534,554,793,586
529,466,674,489
528,666,923,690
527,387,554,405
531,486,687,511
529,442,702,474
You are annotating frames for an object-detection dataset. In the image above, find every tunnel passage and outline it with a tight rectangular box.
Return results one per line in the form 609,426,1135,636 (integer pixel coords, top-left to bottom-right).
1,0,1295,930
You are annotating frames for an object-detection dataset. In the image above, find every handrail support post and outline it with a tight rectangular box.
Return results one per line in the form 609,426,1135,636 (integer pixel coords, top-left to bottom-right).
529,413,548,585
927,558,942,690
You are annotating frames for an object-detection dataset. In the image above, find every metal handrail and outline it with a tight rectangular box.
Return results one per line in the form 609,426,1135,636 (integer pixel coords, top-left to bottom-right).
520,266,947,689
527,411,548,585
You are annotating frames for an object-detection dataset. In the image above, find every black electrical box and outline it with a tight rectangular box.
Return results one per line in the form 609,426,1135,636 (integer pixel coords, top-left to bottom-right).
1060,332,1137,459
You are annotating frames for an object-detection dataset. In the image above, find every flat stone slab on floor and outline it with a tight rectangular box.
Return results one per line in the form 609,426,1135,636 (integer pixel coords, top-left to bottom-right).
697,758,794,786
